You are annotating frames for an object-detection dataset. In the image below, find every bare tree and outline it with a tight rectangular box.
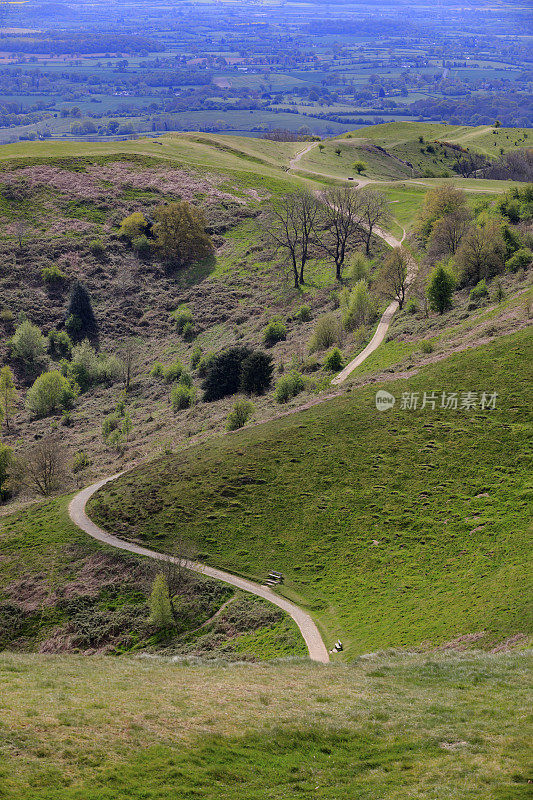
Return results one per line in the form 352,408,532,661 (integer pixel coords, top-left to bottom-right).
317,187,365,281
13,220,27,250
455,222,506,286
358,189,391,255
159,534,200,617
117,336,142,393
378,247,410,310
19,436,67,496
428,207,473,258
266,190,320,288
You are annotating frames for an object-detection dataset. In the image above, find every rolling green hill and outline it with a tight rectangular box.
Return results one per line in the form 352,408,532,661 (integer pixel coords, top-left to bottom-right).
89,328,533,658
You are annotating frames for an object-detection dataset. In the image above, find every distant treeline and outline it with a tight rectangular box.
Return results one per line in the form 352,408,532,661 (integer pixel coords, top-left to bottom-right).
409,93,533,128
307,19,424,36
0,33,163,55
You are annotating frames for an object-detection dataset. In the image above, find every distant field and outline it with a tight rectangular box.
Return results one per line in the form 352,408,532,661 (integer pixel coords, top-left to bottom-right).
89,329,533,658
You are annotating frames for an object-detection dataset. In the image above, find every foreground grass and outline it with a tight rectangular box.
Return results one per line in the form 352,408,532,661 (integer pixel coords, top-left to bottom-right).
90,329,533,657
0,649,530,799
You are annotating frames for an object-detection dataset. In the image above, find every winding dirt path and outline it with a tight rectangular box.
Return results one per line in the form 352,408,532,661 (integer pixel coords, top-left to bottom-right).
68,476,330,664
68,146,419,662
332,226,416,385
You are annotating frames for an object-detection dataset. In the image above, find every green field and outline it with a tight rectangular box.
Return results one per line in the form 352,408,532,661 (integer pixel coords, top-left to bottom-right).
0,649,530,799
89,328,533,658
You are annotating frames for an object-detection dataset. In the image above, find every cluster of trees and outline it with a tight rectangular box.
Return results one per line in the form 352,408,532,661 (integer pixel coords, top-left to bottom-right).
267,186,390,287
119,201,214,268
417,184,532,314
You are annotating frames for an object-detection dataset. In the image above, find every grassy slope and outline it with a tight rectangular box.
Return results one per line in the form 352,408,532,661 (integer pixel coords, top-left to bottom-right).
0,497,305,659
89,328,533,658
0,649,531,799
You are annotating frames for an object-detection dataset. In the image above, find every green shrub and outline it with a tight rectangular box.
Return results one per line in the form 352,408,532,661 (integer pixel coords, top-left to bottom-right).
341,280,377,331
202,347,253,402
262,318,287,347
25,370,77,417
131,235,152,258
197,353,214,378
190,345,203,370
98,354,122,385
295,305,312,322
10,320,47,365
275,371,304,404
182,321,195,342
506,248,532,273
72,451,90,474
324,348,343,372
226,399,254,431
179,370,193,388
0,308,14,329
170,305,193,334
309,314,340,353
66,281,97,342
0,442,14,501
163,361,184,383
102,400,132,451
346,253,369,283
48,329,72,359
406,299,419,315
41,264,67,284
420,340,434,354
89,239,105,258
171,383,194,411
69,340,99,391
240,351,273,395
150,361,165,379
469,279,489,308
118,211,148,242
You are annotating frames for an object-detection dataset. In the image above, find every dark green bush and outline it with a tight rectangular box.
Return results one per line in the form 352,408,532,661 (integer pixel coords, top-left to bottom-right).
202,346,253,402
240,351,273,395
262,318,287,347
324,348,343,372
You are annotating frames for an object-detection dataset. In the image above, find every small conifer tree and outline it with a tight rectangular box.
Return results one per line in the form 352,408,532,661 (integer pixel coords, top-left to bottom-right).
66,281,97,342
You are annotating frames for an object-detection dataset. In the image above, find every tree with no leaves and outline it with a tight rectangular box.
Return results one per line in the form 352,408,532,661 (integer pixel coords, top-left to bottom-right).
19,436,67,496
317,187,365,281
358,188,391,255
266,190,320,288
455,221,506,286
428,207,473,258
117,337,142,393
378,247,410,310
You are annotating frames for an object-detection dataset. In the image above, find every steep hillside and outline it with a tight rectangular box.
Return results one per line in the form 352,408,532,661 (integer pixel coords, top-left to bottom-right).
89,330,533,657
0,122,530,510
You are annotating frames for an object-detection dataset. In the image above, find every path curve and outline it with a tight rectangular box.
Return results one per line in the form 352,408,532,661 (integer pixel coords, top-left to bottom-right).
332,226,416,385
68,475,330,664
